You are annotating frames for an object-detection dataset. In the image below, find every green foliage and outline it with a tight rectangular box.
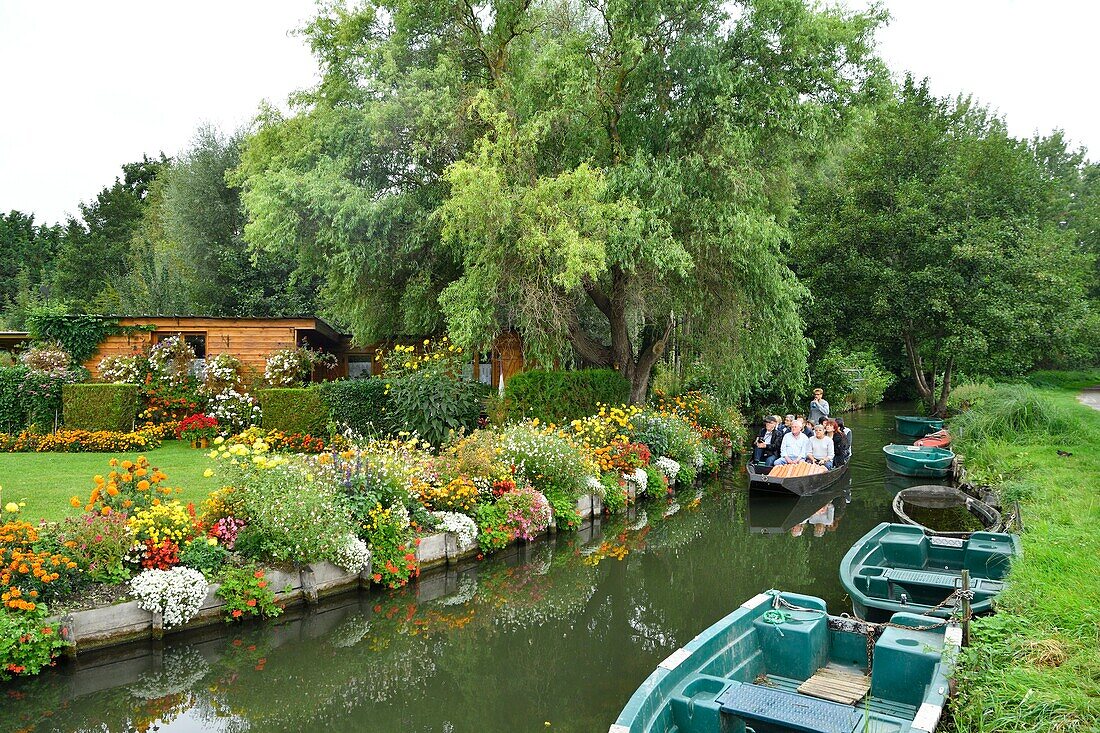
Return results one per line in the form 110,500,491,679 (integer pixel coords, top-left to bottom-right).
809,348,895,412
796,77,1096,414
56,511,131,584
179,538,230,577
62,383,140,432
1026,369,1100,391
380,344,488,446
498,423,592,523
257,388,328,436
25,310,125,364
945,381,995,416
504,369,630,424
474,502,512,553
0,606,69,681
216,565,281,623
358,502,418,588
600,473,628,514
319,378,390,436
951,384,1086,445
0,211,62,330
234,0,887,401
0,366,75,433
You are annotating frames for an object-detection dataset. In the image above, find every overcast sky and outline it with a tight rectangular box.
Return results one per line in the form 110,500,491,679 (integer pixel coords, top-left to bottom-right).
1,0,1097,225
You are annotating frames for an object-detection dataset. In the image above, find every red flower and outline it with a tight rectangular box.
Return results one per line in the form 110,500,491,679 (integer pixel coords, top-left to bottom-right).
253,570,264,579
404,553,416,562
246,599,257,607
372,573,382,582
232,610,243,618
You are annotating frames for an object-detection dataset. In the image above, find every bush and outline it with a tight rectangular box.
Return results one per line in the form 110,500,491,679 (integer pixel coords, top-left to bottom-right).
62,383,140,432
498,423,594,528
945,381,995,416
505,369,630,424
258,387,328,436
319,378,390,436
809,348,895,412
0,366,78,433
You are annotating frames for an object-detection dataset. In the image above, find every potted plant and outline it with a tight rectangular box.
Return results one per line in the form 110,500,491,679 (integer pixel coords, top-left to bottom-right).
177,414,218,448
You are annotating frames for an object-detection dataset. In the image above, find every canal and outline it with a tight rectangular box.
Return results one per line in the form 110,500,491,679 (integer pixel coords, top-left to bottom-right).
1,404,936,732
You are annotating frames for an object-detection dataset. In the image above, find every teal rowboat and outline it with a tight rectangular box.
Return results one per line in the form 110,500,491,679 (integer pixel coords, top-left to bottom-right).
883,444,955,477
840,523,1021,623
895,415,945,438
610,590,959,733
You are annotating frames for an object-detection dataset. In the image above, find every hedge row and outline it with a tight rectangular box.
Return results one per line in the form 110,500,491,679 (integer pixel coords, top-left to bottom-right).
62,384,141,432
257,388,329,437
504,369,631,424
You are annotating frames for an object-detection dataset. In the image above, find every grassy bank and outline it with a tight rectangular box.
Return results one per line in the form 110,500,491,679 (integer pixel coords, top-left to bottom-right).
0,440,216,523
946,381,1100,733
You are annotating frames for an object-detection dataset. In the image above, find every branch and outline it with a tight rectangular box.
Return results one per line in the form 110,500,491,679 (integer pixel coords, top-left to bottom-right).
635,313,675,378
565,311,612,367
583,278,612,318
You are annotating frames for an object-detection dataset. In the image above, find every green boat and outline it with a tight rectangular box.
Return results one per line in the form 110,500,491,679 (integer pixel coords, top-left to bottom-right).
840,523,1021,623
610,590,959,733
895,415,945,438
883,444,955,478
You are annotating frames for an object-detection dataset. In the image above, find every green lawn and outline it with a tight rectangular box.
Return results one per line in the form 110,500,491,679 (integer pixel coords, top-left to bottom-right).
0,440,220,523
946,383,1100,733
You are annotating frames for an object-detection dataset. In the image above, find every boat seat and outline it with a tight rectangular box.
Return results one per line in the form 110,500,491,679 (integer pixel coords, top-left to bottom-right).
718,683,861,733
884,568,969,590
878,530,928,567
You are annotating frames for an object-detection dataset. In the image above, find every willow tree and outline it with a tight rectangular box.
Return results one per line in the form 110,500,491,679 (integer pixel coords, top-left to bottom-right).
234,0,886,402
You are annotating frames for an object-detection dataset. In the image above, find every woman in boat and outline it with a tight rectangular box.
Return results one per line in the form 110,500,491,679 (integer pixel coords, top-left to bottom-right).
836,417,852,459
826,420,849,467
807,423,835,469
752,415,782,466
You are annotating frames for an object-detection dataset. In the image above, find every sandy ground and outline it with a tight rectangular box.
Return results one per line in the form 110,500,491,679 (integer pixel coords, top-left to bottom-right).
1077,389,1100,412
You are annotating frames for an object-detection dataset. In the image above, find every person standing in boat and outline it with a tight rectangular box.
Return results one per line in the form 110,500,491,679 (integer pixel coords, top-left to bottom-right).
753,416,782,466
807,423,835,469
809,388,830,423
774,419,811,465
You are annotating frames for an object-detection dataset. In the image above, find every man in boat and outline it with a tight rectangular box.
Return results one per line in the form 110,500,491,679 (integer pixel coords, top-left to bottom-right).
807,423,835,469
779,414,794,438
753,416,782,466
774,419,812,465
809,388,830,423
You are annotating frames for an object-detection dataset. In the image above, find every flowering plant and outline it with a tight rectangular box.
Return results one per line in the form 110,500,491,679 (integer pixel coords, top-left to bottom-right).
98,354,148,384
416,475,479,515
360,502,418,588
148,336,196,389
496,486,552,541
334,534,372,573
0,605,68,680
202,353,241,394
0,427,163,453
227,426,328,453
264,346,335,387
206,389,261,434
57,511,131,583
209,515,246,549
128,501,196,551
71,456,176,515
655,456,681,481
130,566,209,628
216,565,281,623
623,467,648,495
430,511,478,551
499,422,592,529
1,521,78,610
177,413,218,442
19,342,71,374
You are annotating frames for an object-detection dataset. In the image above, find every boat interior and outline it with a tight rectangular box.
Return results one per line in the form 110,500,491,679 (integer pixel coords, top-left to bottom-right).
848,525,1014,608
615,592,954,733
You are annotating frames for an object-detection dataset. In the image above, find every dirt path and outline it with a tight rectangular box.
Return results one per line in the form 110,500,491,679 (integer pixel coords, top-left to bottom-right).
1077,388,1100,412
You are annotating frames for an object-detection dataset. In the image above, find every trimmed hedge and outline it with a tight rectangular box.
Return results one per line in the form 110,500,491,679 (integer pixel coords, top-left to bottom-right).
319,378,391,436
257,388,329,436
62,383,141,432
504,369,631,424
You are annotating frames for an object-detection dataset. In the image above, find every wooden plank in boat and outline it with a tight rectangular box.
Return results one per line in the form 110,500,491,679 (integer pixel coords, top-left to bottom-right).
797,665,870,705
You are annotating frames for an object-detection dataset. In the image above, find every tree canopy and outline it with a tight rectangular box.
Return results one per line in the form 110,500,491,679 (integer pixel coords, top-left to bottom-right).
233,0,888,401
794,77,1095,414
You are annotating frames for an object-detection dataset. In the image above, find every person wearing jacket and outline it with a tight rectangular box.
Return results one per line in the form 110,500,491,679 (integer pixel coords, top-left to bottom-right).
753,416,782,466
809,388,830,423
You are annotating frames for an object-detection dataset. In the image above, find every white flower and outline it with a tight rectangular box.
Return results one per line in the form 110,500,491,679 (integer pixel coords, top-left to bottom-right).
130,567,209,628
585,475,606,498
656,456,680,480
623,467,648,495
335,534,372,573
430,511,478,551
693,451,705,469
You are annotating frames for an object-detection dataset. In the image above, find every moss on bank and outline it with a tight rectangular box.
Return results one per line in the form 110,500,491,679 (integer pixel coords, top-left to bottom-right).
946,382,1100,733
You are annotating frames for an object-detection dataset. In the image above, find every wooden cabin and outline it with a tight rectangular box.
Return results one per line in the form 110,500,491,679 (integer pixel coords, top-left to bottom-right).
83,316,529,389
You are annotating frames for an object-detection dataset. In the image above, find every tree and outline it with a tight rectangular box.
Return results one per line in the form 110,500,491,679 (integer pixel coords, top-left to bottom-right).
794,78,1095,415
0,211,62,327
235,0,887,402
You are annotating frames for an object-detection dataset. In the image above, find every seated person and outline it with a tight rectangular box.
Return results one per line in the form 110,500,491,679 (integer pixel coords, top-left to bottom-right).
774,420,811,465
825,420,849,467
802,418,815,437
778,414,795,438
836,417,853,459
753,416,782,466
807,423,835,469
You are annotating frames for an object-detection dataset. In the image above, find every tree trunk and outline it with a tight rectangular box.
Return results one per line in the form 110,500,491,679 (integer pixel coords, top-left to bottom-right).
903,332,953,417
932,358,953,417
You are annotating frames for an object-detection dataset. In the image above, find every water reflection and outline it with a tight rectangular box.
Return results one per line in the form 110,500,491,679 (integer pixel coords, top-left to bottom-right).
2,403,928,733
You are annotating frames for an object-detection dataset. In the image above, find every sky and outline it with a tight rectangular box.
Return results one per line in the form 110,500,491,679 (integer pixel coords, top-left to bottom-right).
1,0,1097,225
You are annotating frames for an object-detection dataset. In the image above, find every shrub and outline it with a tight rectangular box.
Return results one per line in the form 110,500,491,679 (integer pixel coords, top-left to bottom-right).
505,369,630,424
0,365,78,433
946,381,995,416
258,387,327,436
19,342,72,374
496,487,552,541
380,341,488,446
499,422,593,528
179,537,229,577
809,348,895,412
62,383,141,432
319,378,390,436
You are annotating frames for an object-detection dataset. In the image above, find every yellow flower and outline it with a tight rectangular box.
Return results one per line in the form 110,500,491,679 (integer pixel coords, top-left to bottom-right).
4,502,18,513
203,469,214,478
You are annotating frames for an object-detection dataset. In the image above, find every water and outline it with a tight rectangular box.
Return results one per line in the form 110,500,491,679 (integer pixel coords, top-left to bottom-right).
1,404,934,733
902,500,986,534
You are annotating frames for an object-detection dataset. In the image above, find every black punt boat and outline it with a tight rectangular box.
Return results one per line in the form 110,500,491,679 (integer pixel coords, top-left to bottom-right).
746,462,850,497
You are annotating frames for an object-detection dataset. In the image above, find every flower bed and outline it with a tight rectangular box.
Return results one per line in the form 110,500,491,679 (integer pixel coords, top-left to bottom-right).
0,427,163,453
3,379,741,677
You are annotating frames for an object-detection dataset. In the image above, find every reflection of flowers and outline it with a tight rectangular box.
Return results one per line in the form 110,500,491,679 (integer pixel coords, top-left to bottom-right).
128,646,210,699
437,575,477,607
330,612,372,648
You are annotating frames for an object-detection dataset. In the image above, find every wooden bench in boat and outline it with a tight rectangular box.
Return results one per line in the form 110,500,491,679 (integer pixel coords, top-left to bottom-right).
718,683,862,733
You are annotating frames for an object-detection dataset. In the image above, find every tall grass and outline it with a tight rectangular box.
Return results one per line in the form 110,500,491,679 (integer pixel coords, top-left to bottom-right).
1026,369,1100,390
950,384,1089,446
